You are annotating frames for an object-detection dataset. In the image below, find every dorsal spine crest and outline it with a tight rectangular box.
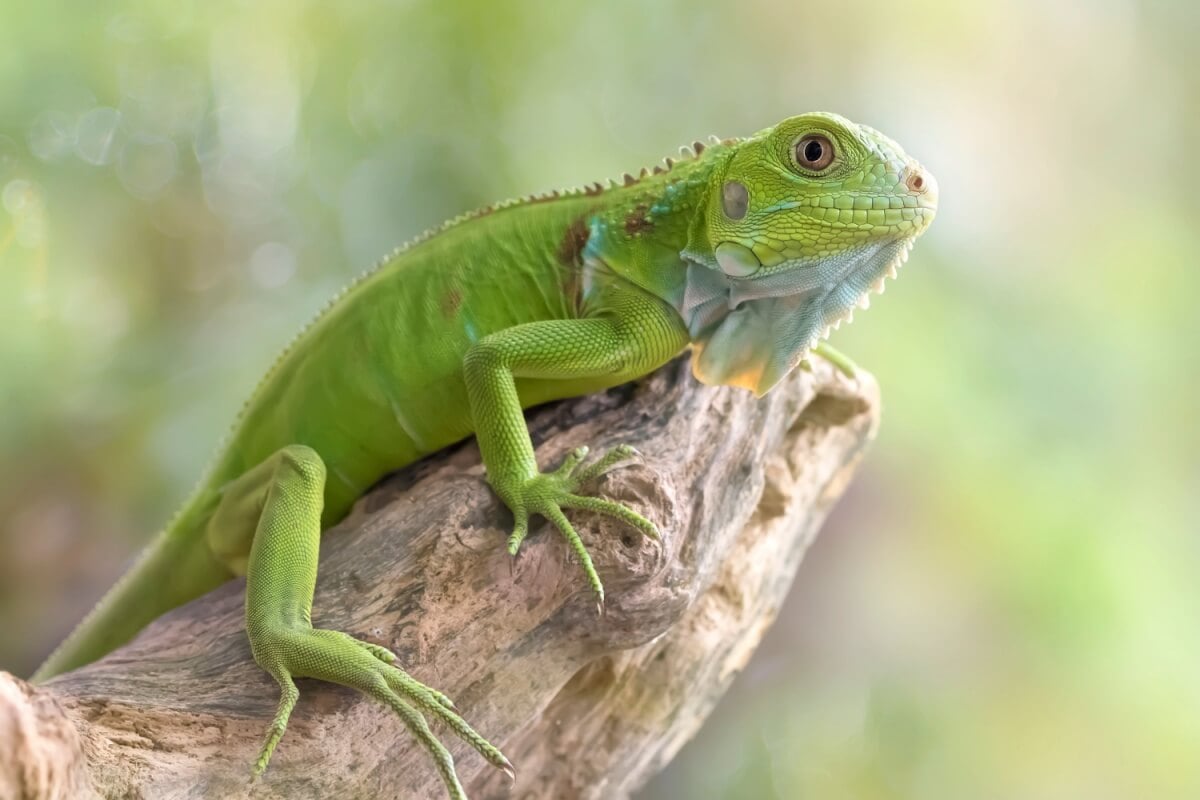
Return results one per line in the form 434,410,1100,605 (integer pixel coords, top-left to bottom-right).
209,132,737,468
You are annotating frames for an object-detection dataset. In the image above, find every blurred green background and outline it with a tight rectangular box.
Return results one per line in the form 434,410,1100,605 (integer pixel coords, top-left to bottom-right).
1,1,1197,798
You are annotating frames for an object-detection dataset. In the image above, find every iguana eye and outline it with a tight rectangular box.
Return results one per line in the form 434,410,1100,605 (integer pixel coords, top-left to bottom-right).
795,134,835,171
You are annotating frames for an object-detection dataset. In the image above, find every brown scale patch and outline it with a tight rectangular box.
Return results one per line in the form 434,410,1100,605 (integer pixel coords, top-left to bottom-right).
624,203,653,236
560,266,583,316
440,287,463,318
557,217,590,266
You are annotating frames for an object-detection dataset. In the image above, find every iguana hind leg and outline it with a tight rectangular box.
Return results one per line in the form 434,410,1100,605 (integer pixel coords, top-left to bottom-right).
209,444,511,799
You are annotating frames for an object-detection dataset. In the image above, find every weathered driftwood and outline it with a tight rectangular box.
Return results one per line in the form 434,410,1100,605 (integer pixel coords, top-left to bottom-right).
0,356,879,800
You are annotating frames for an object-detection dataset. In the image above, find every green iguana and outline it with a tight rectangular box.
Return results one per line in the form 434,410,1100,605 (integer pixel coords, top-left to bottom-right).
31,112,937,798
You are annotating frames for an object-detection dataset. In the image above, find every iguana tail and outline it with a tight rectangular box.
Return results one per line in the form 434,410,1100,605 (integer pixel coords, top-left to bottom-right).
31,502,231,682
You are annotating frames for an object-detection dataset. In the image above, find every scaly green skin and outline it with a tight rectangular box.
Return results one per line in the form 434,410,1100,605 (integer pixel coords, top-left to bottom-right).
31,112,937,798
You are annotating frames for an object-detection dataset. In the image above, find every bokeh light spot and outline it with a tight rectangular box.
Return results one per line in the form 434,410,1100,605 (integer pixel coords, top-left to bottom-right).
250,242,297,289
27,111,76,162
75,107,123,166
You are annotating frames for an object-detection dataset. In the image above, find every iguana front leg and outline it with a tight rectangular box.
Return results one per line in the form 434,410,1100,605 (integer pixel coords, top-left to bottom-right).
463,284,689,604
207,445,511,799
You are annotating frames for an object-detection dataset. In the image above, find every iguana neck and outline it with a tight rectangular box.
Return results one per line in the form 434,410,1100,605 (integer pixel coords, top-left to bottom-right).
582,148,727,309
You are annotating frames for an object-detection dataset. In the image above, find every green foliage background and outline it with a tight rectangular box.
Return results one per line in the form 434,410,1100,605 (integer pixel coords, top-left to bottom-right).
1,2,1197,798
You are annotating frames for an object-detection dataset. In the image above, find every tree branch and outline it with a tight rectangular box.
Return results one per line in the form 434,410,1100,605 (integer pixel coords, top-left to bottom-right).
0,356,879,800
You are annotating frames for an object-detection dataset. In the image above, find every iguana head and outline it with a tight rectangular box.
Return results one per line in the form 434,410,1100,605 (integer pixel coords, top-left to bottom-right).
681,112,937,395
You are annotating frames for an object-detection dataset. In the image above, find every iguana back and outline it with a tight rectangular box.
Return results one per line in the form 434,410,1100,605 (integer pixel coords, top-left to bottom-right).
208,193,603,527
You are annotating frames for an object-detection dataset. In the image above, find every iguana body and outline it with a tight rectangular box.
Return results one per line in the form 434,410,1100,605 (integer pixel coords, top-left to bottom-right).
32,112,937,798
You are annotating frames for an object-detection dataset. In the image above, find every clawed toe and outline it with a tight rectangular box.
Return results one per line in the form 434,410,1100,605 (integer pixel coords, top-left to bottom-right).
561,493,660,541
249,626,508,799
573,444,639,485
553,446,589,478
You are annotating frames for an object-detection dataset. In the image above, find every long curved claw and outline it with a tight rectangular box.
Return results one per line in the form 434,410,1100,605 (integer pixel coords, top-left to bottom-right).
544,504,603,602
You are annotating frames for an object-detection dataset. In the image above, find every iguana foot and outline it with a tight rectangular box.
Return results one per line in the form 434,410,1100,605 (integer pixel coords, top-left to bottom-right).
251,626,512,800
497,444,659,605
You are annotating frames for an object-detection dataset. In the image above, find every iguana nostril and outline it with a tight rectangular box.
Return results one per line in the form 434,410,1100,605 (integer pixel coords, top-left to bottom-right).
905,167,938,211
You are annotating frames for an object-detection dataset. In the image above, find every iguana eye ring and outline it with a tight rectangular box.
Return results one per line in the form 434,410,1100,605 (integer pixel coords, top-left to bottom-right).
795,134,835,171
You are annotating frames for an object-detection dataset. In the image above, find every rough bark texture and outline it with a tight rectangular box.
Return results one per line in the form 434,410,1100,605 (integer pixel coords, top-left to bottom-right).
0,356,879,800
